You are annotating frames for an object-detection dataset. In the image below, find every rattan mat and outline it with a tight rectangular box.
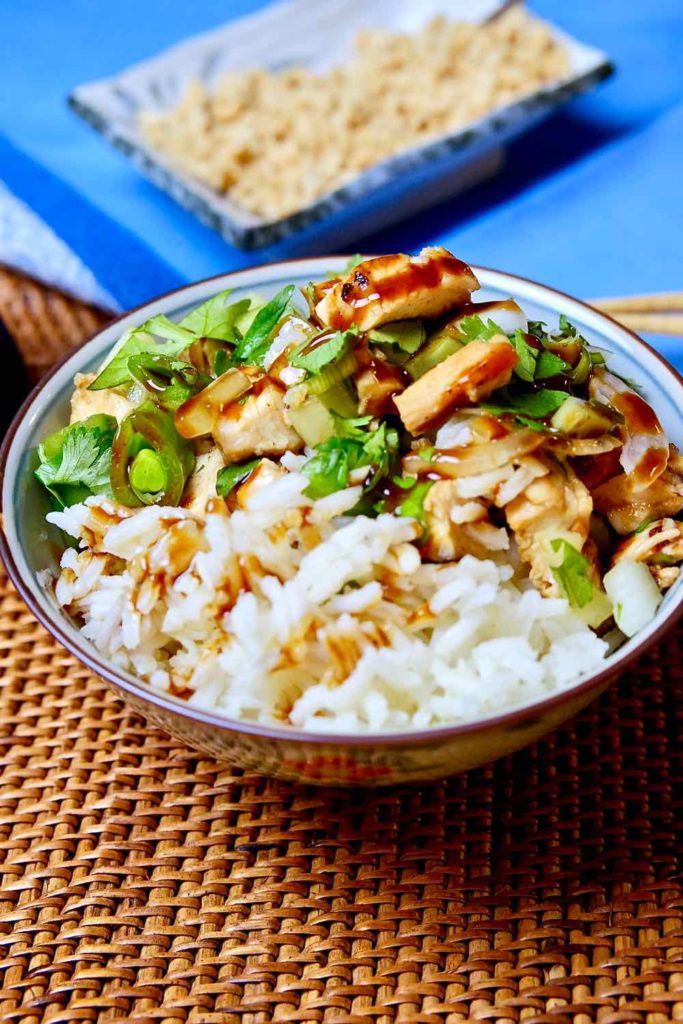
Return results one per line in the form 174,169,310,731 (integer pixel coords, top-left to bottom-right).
0,270,681,1023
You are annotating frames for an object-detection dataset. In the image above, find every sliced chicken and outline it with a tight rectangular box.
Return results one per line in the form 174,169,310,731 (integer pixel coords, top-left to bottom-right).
181,448,225,517
422,482,508,562
589,367,668,490
611,518,683,590
356,360,407,416
212,381,303,463
592,464,683,534
505,457,594,595
70,373,139,425
395,336,517,435
316,247,479,332
651,565,681,589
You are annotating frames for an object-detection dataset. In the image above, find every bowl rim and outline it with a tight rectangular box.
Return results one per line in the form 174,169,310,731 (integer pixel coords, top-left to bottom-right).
2,257,683,749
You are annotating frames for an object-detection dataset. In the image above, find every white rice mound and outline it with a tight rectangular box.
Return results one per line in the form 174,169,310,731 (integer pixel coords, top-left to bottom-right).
47,462,608,734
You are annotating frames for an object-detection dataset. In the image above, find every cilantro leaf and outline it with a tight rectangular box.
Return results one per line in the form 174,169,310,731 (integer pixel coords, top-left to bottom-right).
302,415,398,500
290,329,354,374
362,422,399,476
398,480,434,526
484,389,570,420
335,414,373,439
392,475,418,490
302,440,358,498
91,294,260,392
216,458,261,498
140,315,196,347
89,317,197,391
458,315,504,343
535,350,570,380
232,285,295,366
180,290,252,342
36,416,116,507
370,320,426,354
550,539,594,609
510,329,537,382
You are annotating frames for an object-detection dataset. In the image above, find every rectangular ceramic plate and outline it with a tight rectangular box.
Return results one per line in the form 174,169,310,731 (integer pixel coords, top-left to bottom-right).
69,0,612,251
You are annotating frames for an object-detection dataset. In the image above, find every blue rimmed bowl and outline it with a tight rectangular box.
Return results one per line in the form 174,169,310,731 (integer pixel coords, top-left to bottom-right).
2,258,682,785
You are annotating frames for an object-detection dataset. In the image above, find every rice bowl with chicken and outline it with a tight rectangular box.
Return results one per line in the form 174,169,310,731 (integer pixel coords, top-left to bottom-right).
31,249,683,735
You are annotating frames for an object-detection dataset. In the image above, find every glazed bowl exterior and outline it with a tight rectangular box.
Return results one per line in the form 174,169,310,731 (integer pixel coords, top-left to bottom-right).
2,258,682,785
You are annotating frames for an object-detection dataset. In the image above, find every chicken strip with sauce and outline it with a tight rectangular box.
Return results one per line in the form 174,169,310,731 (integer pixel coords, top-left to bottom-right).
316,247,479,332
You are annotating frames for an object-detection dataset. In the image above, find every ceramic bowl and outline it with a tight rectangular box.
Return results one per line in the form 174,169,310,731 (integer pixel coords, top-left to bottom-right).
2,258,682,785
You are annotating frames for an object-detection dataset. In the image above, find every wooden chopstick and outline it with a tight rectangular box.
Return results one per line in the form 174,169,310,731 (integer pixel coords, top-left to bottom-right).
589,291,683,336
591,292,683,313
600,312,683,336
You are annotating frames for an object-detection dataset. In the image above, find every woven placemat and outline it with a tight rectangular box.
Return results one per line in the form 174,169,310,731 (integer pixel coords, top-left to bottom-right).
0,269,681,1023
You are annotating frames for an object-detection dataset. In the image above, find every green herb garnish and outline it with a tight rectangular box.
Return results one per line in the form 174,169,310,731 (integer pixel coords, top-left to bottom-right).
535,350,571,380
216,458,262,498
458,315,504,343
392,475,418,490
302,415,399,499
370,320,426,354
550,539,594,609
213,348,232,377
484,388,570,420
179,291,252,342
36,414,117,508
290,329,355,375
89,318,195,391
509,329,537,382
232,284,295,366
398,480,434,526
527,320,547,340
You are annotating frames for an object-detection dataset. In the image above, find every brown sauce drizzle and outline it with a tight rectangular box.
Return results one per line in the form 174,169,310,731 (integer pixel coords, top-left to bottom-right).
615,391,663,436
169,681,194,700
635,447,669,488
612,391,668,487
454,298,520,318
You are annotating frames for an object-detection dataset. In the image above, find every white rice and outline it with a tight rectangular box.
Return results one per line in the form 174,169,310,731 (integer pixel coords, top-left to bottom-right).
47,466,608,733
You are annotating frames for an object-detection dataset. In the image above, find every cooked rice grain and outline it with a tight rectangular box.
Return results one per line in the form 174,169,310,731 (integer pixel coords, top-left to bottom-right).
47,465,607,734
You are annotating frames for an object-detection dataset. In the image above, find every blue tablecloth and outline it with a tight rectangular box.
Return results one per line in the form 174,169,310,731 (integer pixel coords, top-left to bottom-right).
1,0,682,348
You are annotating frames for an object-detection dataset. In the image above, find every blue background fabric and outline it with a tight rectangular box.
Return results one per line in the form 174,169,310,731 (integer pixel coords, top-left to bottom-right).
0,0,682,351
